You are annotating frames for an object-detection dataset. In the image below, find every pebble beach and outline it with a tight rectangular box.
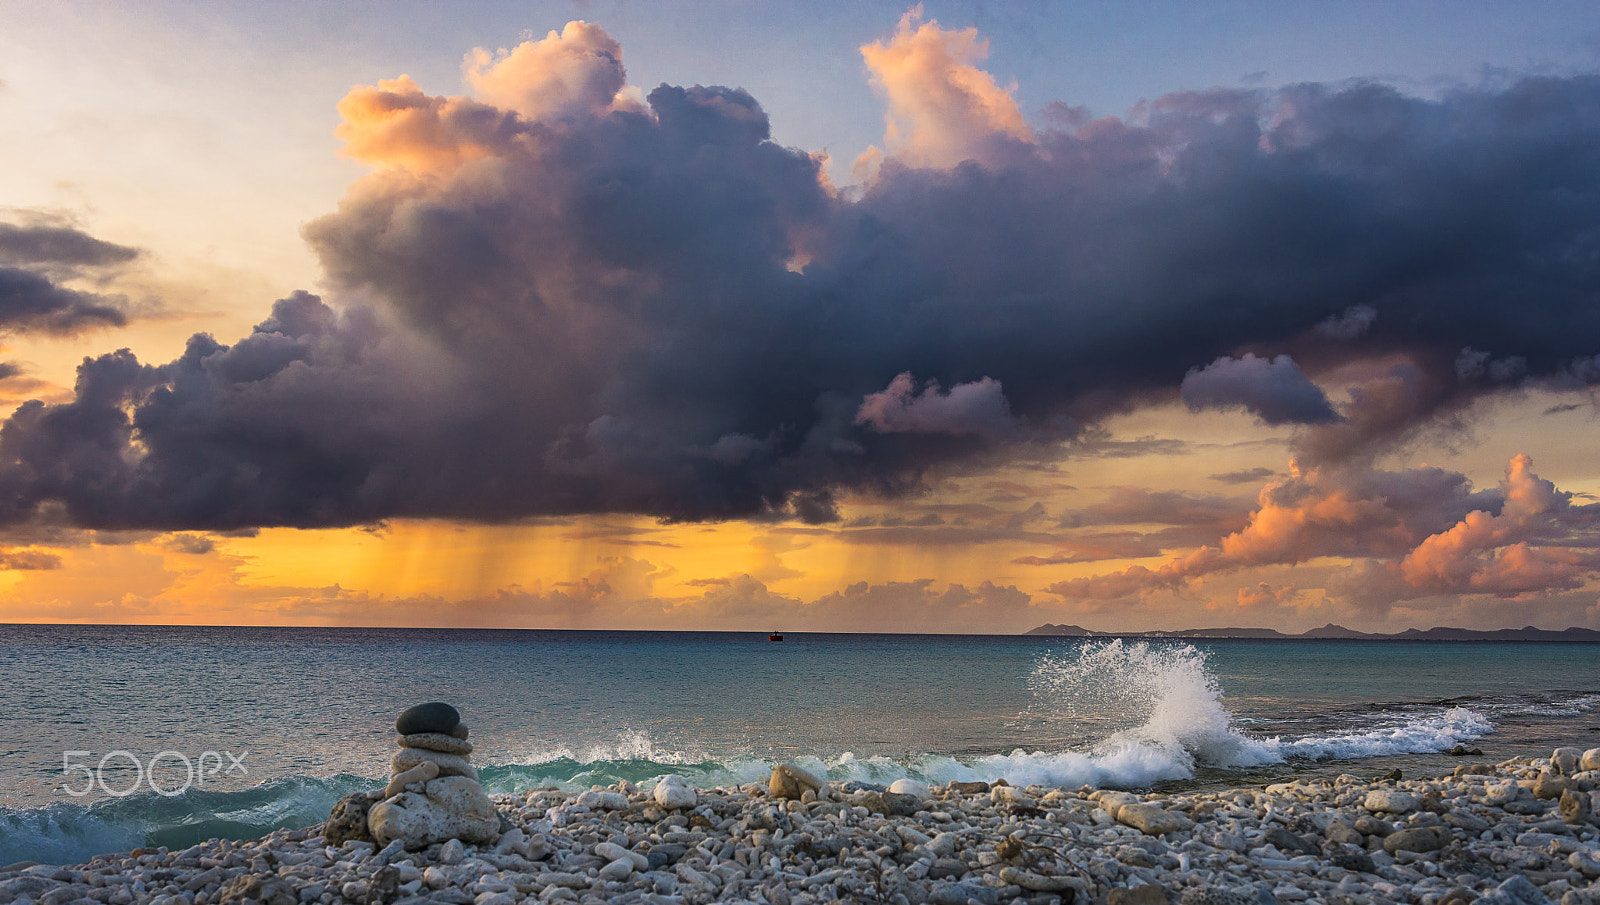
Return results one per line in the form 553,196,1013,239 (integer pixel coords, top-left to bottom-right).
6,747,1600,905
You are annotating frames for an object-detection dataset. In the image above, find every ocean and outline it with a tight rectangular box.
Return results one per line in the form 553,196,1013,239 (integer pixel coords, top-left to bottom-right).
1,625,1597,866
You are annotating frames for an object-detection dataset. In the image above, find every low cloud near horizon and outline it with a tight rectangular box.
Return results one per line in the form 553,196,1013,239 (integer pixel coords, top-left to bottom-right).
0,11,1599,627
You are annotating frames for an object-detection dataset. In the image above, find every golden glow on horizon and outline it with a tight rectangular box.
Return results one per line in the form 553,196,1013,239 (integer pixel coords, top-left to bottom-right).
0,393,1592,631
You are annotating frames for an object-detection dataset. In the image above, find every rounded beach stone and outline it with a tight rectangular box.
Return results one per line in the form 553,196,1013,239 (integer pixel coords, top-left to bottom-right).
1329,849,1376,874
1559,788,1592,825
1582,747,1600,772
324,792,377,846
859,790,921,817
769,763,823,800
653,774,697,810
1552,746,1583,774
397,733,473,756
992,784,1037,807
391,747,477,781
1354,814,1394,835
395,702,460,736
930,881,996,905
574,789,629,810
1533,771,1571,799
1261,826,1316,855
888,778,931,797
366,775,498,850
1117,802,1191,836
1324,821,1362,846
1363,789,1420,814
1382,826,1448,854
1555,748,1580,777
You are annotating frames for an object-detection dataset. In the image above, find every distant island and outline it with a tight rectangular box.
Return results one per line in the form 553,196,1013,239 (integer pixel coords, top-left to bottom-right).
1024,622,1600,642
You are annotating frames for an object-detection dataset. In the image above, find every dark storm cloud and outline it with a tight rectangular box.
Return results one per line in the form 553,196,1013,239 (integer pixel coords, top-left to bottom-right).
1180,353,1341,425
0,220,138,334
0,222,140,270
0,268,127,334
1,26,1599,530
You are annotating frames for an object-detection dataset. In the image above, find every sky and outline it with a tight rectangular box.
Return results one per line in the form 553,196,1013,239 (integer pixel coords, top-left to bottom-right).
1,1,1599,632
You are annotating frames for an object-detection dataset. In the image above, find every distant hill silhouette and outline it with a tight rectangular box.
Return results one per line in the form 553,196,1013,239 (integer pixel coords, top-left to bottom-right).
1024,622,1600,641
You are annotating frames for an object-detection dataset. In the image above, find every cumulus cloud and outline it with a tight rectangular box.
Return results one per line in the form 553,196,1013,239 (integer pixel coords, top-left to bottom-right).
1181,353,1340,425
334,76,523,173
1399,454,1600,596
856,6,1033,175
0,20,1597,539
464,21,632,122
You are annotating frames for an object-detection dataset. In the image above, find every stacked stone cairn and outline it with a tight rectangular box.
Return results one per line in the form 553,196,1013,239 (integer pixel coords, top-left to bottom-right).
324,703,500,850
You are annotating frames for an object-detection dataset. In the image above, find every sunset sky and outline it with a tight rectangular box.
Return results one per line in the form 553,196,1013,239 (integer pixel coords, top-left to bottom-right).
2,1,1599,632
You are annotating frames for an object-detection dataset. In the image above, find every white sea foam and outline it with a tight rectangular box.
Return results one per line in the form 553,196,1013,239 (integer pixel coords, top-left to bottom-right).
1485,692,1600,717
505,728,706,768
1254,706,1492,760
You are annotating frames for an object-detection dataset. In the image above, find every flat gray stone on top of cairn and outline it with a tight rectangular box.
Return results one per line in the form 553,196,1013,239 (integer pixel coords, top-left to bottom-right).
395,702,461,736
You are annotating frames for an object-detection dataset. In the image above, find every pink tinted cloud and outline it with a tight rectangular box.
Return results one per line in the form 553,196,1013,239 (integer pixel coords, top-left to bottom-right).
856,7,1034,176
1400,454,1600,596
462,21,634,123
336,22,635,175
1048,455,1600,606
334,76,522,172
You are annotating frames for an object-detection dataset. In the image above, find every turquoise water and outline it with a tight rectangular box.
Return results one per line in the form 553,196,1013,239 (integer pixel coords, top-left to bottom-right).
1,625,1597,865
